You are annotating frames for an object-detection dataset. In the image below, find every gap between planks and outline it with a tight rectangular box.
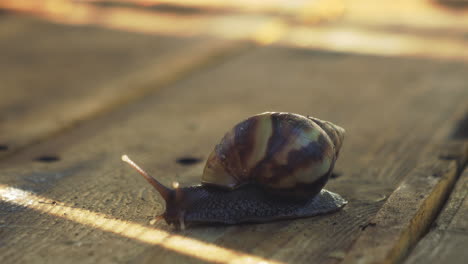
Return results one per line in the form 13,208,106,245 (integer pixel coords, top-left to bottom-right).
404,165,468,264
342,140,468,264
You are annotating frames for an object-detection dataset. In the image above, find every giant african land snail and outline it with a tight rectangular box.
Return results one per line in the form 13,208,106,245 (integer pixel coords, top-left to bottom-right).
122,112,347,229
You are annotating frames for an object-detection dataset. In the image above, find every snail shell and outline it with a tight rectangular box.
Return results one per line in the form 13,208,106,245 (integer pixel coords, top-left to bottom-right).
122,112,347,228
203,112,345,200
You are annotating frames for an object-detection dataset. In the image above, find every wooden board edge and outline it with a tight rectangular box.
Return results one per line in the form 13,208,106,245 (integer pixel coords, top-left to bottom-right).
342,141,468,264
403,166,468,264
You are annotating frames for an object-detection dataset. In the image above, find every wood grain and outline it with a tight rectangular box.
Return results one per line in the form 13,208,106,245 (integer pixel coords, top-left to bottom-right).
342,141,467,264
0,13,249,159
0,46,467,264
403,163,468,264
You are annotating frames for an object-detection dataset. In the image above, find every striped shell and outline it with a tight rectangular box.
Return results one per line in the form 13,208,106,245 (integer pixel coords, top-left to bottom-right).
202,112,345,200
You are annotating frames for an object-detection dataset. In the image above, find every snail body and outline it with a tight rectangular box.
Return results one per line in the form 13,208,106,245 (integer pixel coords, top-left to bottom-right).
123,112,347,229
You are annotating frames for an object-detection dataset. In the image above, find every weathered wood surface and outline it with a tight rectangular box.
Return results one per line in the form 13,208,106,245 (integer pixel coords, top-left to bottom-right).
0,38,467,264
0,13,247,159
1,1,468,263
404,167,468,264
343,141,467,264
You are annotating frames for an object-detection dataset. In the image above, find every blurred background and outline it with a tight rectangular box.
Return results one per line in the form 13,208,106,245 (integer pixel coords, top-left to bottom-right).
2,0,468,55
0,0,467,155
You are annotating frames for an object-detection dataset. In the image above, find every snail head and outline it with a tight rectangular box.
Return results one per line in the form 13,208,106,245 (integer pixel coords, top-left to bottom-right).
121,155,188,229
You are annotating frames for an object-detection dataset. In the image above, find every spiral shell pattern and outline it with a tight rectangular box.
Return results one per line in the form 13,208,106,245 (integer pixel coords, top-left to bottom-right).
202,112,345,199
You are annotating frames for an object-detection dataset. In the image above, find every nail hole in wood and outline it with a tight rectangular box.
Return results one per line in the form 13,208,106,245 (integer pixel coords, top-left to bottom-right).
451,113,468,139
35,155,60,163
330,172,342,179
176,157,202,166
0,145,8,151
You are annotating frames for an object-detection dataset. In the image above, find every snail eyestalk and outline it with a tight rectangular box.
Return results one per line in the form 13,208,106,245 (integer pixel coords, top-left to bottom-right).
121,155,173,202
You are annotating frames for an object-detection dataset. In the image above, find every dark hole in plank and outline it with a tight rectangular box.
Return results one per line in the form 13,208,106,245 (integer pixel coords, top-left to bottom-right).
35,155,60,163
330,172,342,179
176,157,202,166
0,145,8,151
450,112,468,139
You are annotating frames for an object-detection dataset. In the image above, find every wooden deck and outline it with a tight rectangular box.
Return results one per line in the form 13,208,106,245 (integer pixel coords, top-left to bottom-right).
0,1,467,264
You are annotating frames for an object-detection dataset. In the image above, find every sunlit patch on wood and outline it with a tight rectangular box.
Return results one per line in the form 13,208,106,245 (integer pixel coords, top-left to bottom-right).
252,19,287,45
0,184,283,264
279,26,468,61
1,0,467,61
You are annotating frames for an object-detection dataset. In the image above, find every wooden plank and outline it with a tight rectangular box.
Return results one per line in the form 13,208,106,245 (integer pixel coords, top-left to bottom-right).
342,141,468,264
0,47,467,264
0,13,249,159
403,165,468,264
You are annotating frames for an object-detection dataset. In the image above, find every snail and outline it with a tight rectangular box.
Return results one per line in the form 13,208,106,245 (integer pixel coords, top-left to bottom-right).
122,112,347,229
